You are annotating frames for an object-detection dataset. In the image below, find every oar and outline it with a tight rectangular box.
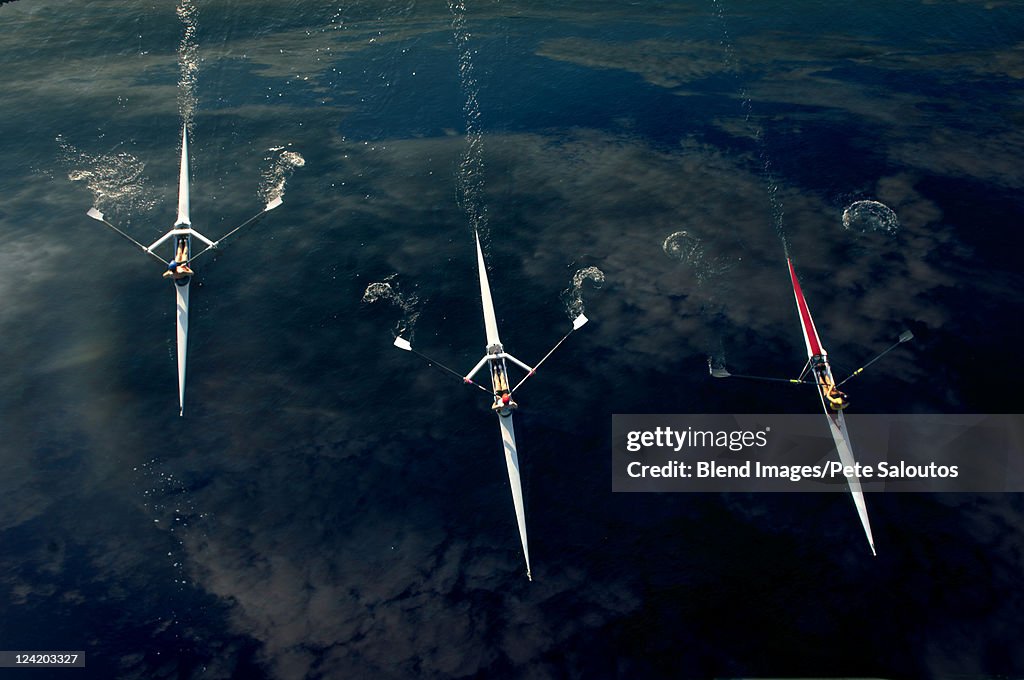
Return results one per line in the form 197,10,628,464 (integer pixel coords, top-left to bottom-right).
86,208,168,266
708,358,815,385
835,330,914,387
186,196,283,264
510,314,588,394
393,337,492,394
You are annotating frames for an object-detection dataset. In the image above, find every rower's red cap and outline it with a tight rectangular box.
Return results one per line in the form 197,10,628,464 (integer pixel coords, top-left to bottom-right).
502,394,510,404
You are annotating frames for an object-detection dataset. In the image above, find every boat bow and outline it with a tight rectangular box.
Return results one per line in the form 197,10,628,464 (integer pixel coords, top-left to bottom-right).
176,124,191,226
475,231,501,348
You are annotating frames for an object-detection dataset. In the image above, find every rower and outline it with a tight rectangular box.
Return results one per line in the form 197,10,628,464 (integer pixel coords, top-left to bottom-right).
825,385,849,410
810,356,849,411
492,391,518,415
162,236,194,280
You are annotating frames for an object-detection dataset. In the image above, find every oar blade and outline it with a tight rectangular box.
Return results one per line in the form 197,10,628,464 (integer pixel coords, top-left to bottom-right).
708,358,732,378
899,330,914,343
86,207,104,221
572,313,589,331
265,196,283,212
394,336,412,351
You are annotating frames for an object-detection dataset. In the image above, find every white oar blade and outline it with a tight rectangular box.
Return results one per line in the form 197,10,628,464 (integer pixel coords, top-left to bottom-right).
899,330,914,343
393,336,412,351
86,207,104,221
708,357,731,378
265,196,283,212
572,314,588,331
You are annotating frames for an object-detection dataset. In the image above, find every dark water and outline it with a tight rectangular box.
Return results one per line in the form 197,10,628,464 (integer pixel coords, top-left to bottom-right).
1,1,1023,678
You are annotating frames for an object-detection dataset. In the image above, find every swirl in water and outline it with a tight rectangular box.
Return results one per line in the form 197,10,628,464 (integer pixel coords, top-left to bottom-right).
260,147,306,203
561,266,605,318
663,230,705,266
362,278,420,338
59,136,159,215
842,200,900,235
663,230,734,285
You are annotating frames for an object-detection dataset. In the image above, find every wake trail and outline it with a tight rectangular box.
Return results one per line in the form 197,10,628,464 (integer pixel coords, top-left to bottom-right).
447,0,489,241
710,0,789,254
177,0,199,132
705,0,793,368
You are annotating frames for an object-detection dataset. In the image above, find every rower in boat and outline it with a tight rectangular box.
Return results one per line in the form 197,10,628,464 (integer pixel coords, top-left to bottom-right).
709,256,913,556
824,384,849,411
811,354,849,411
392,229,589,580
85,123,284,416
493,392,517,416
490,362,517,415
162,235,194,280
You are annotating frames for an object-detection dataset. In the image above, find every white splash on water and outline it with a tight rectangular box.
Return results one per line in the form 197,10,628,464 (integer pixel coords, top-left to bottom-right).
362,277,420,338
663,230,705,266
663,230,734,285
259,147,306,203
561,266,605,318
59,136,159,214
842,200,900,235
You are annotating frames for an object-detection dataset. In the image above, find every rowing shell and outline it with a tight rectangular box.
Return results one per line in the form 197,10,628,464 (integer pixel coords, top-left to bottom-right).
86,123,284,415
175,125,192,416
393,232,588,580
474,231,532,580
787,257,876,555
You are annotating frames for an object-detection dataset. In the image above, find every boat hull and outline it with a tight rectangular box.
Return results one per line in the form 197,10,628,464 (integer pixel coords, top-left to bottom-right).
175,277,189,416
788,258,876,554
498,413,531,580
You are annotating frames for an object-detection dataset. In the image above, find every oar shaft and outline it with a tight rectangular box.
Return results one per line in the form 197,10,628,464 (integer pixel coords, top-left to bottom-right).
410,349,491,394
836,341,902,387
511,330,573,394
89,211,167,266
859,342,900,370
724,373,813,385
187,205,277,264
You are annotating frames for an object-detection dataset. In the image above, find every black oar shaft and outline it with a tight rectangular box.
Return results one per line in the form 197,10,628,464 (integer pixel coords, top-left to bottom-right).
510,330,574,394
410,348,491,394
836,341,902,387
723,373,813,385
94,215,167,266
187,207,273,265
